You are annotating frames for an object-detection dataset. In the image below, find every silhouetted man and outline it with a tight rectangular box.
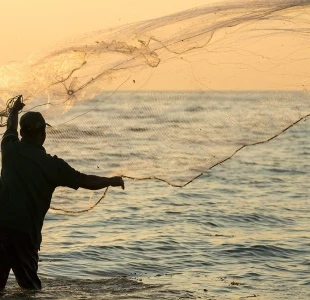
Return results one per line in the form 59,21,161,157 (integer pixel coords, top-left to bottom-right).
0,97,124,290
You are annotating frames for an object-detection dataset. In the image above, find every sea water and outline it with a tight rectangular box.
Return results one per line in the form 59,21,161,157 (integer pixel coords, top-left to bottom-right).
1,92,310,299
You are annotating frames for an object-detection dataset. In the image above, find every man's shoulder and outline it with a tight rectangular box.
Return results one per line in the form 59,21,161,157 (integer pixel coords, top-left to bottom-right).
45,153,81,190
46,154,72,170
48,154,64,163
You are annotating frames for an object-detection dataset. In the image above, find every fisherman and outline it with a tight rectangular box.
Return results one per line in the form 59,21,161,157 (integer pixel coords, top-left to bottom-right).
0,96,124,290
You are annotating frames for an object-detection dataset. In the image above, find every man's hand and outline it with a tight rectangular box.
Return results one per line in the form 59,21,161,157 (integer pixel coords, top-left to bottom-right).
11,95,25,113
109,176,125,190
79,174,125,190
7,95,25,131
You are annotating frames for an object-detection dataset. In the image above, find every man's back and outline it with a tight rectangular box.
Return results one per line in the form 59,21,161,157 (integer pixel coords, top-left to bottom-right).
0,129,81,249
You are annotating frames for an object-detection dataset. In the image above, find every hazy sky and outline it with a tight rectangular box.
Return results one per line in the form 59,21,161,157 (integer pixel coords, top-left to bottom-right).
0,1,308,91
0,0,223,65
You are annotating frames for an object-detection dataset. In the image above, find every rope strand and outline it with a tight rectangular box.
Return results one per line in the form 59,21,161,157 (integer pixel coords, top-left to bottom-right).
49,187,109,214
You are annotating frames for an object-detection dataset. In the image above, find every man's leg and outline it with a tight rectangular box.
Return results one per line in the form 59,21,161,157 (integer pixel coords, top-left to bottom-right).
10,230,41,290
0,231,11,290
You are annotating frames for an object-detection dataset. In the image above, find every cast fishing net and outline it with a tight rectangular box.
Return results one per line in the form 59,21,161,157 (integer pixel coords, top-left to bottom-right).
0,0,309,213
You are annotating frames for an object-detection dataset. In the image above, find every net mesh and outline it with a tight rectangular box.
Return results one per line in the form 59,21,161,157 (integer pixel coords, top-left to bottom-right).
0,0,309,212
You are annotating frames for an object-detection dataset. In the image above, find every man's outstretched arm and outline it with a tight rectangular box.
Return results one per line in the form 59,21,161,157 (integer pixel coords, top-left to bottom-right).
7,96,24,132
79,174,125,190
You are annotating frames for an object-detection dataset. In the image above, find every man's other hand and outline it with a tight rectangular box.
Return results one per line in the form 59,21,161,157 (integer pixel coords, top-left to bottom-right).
109,176,125,190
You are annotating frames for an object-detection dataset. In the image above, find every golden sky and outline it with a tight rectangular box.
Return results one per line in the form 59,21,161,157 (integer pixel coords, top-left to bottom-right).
0,0,222,65
0,0,308,91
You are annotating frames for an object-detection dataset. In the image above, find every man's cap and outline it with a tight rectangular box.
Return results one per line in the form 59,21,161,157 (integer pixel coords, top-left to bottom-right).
20,112,50,131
